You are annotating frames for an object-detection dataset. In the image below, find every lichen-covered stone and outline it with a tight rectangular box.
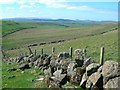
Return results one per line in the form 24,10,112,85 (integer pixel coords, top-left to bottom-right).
102,60,120,84
86,63,100,76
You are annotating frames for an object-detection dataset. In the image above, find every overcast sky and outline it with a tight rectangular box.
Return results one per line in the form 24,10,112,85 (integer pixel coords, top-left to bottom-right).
0,0,119,21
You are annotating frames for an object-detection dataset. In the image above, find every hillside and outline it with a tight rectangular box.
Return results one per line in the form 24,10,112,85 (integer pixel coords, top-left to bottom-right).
5,29,118,62
2,19,118,89
2,20,117,50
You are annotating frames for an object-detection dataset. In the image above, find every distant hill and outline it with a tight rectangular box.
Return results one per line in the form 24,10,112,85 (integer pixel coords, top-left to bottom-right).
1,18,117,24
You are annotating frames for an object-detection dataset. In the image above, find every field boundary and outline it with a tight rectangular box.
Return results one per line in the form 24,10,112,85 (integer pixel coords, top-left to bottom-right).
4,28,117,51
2,27,35,37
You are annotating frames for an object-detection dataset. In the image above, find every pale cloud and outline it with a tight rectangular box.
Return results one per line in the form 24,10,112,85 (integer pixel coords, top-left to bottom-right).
19,4,32,9
0,0,118,4
38,0,68,8
17,0,33,9
66,5,117,14
17,0,68,9
18,0,38,9
17,0,38,5
0,0,36,4
6,7,14,11
17,0,26,5
0,0,17,4
38,0,94,11
66,6,94,11
95,10,117,14
30,10,37,13
0,0,117,15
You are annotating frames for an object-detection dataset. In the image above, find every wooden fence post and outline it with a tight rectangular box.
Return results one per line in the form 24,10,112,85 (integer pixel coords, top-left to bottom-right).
41,48,43,55
69,47,73,60
28,47,33,55
99,47,104,65
83,49,87,59
52,47,55,54
2,50,6,58
83,49,87,56
34,49,37,56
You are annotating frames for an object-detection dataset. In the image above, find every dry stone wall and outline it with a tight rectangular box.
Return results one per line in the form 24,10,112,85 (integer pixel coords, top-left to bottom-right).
2,48,120,89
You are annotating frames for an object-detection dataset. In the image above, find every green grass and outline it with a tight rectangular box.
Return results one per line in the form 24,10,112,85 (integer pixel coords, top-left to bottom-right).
2,20,118,62
2,21,34,36
5,30,118,62
31,30,118,62
2,20,117,50
2,20,119,88
2,20,68,36
2,62,84,88
2,62,45,88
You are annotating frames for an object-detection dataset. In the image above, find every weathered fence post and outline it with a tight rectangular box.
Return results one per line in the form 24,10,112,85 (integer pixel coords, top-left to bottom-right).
83,49,87,56
52,47,55,54
99,47,104,65
41,48,43,55
83,49,87,59
69,47,73,60
2,50,6,58
34,49,37,56
28,47,33,55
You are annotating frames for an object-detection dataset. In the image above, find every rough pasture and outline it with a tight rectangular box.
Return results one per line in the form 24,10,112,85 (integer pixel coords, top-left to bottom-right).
2,21,117,50
1,20,118,89
5,30,118,62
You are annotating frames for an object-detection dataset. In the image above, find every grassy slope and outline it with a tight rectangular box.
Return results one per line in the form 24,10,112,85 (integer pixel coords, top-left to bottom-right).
28,30,118,62
2,21,117,50
2,30,118,88
5,30,118,62
33,31,118,61
2,21,34,36
2,20,68,36
2,21,118,88
2,20,118,62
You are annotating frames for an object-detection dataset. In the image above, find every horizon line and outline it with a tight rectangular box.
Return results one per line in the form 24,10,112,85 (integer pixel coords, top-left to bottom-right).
0,17,118,22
